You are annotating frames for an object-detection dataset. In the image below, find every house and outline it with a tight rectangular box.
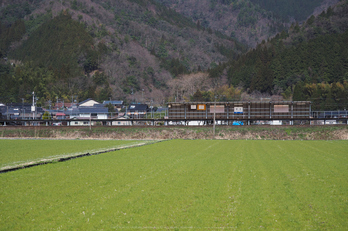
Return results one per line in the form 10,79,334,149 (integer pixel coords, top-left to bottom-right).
55,112,67,120
127,104,148,118
64,106,109,126
70,119,92,126
65,108,80,119
64,99,110,121
79,106,108,119
0,106,6,119
103,100,124,110
1,103,44,120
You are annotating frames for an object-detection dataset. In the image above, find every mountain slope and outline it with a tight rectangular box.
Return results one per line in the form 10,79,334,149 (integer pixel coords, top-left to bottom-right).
0,0,245,105
218,1,348,109
249,0,324,21
156,0,341,48
156,0,286,47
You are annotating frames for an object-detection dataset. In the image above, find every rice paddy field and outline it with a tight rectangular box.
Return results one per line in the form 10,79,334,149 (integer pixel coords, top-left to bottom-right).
0,139,347,230
0,139,150,170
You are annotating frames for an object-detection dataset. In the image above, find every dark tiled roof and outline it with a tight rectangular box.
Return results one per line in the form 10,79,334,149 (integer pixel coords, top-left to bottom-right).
127,104,148,111
78,107,108,113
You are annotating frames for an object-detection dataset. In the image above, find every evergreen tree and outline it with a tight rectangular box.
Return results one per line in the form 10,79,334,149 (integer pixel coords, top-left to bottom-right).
293,81,306,101
191,90,204,102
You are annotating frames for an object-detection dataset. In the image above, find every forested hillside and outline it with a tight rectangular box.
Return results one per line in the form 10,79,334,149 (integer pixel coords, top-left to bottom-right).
212,1,348,110
0,0,346,110
156,0,286,47
156,0,340,47
0,0,245,105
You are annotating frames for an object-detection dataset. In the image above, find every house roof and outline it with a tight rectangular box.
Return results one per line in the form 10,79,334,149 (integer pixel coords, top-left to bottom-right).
103,100,123,105
55,102,72,108
64,107,109,115
78,107,108,113
92,104,106,108
65,108,80,115
6,103,32,107
127,104,148,111
78,98,100,107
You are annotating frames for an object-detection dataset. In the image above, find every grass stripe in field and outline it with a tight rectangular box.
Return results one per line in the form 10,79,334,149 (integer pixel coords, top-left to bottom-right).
0,139,154,170
0,140,347,230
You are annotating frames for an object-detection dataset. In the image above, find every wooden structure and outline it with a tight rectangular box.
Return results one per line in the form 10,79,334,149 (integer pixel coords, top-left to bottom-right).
167,101,311,120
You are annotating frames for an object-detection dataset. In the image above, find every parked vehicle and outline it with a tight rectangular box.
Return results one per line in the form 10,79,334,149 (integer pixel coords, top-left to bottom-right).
52,121,62,126
232,121,244,125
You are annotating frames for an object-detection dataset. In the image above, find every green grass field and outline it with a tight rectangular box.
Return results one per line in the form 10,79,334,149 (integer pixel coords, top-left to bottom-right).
1,140,347,230
0,139,149,170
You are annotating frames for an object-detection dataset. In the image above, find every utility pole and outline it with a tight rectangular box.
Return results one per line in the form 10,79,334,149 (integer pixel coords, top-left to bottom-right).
35,96,38,123
151,99,153,119
213,95,217,138
131,88,134,104
22,98,24,120
48,100,52,111
142,89,144,104
32,92,35,120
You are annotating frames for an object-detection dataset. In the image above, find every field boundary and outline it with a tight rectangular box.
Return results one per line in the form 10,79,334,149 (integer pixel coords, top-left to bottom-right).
0,140,164,174
0,126,347,140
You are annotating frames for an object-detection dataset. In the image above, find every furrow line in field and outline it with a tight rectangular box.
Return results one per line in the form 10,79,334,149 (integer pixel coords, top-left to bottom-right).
0,140,164,174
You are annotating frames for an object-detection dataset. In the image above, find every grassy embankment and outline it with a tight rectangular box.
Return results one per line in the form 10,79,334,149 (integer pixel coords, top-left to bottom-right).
1,140,347,229
0,125,347,140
